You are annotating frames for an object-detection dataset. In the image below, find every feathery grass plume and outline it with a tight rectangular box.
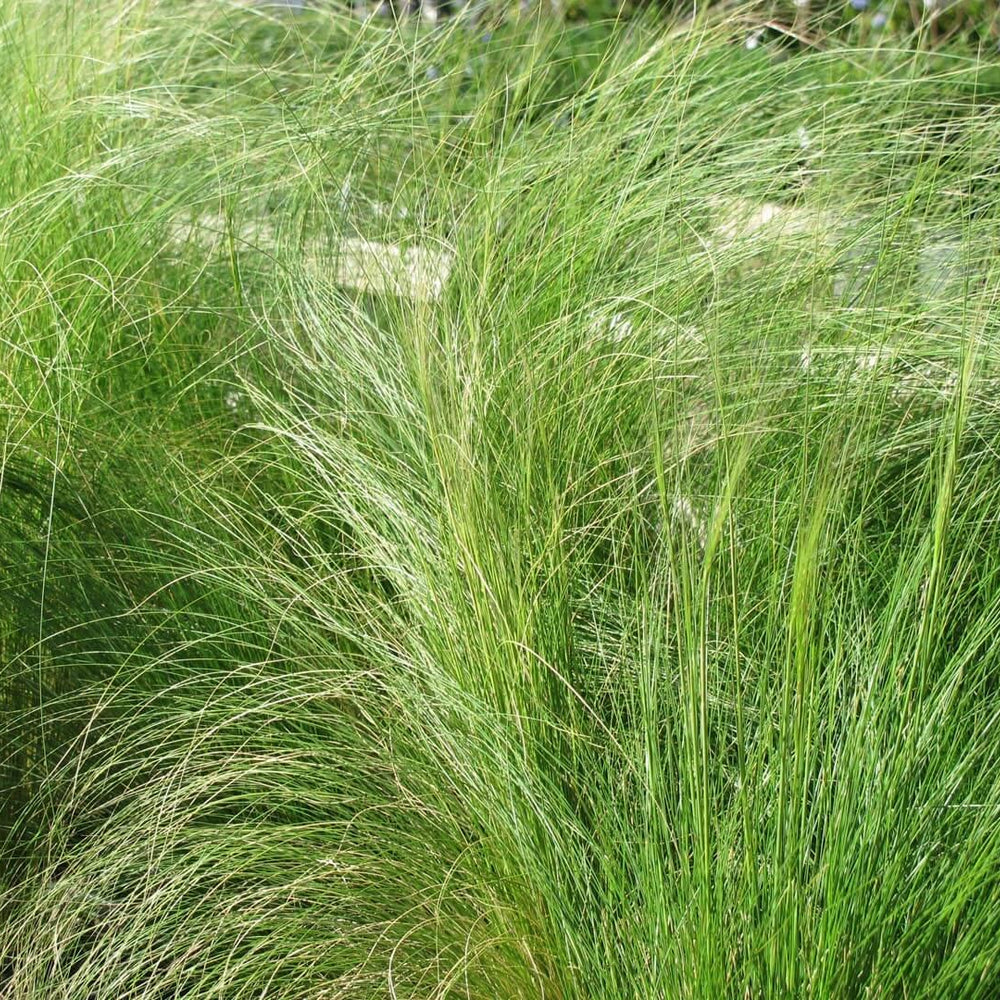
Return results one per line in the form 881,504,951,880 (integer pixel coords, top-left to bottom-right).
3,2,1000,997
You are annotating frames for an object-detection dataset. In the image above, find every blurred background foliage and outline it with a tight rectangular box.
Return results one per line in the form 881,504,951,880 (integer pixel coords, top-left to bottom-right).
300,0,1000,52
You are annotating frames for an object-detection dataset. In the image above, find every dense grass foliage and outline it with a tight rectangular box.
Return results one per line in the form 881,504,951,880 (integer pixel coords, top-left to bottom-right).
3,2,1000,997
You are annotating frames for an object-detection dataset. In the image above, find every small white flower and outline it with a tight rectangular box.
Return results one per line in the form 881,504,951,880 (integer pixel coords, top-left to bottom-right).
224,390,241,412
796,125,811,150
745,32,762,50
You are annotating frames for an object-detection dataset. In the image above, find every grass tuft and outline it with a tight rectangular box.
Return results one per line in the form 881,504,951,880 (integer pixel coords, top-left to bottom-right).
3,3,1000,997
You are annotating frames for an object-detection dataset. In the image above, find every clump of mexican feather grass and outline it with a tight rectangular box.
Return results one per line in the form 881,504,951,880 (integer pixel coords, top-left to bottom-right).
3,2,1000,997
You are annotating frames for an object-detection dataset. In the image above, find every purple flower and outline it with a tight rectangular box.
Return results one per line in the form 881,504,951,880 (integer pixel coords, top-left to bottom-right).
872,9,888,26
850,0,868,10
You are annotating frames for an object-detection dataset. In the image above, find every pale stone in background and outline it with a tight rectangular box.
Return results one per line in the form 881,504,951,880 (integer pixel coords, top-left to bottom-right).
168,213,452,301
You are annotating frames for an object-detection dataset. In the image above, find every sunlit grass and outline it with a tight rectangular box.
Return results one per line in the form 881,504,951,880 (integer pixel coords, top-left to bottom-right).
3,2,1000,997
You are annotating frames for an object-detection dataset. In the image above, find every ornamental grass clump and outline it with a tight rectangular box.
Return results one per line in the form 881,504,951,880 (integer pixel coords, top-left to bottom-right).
3,2,1000,997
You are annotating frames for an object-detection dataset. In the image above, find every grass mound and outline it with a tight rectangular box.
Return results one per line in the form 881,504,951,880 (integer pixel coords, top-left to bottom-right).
3,3,1000,997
